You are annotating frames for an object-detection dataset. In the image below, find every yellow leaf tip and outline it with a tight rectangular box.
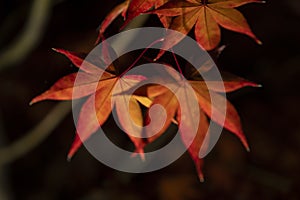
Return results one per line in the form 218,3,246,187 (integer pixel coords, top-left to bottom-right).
243,140,250,152
241,138,250,152
140,154,146,162
246,146,251,152
257,39,263,45
131,148,146,161
52,48,65,54
67,147,77,161
199,176,205,183
67,156,72,162
29,98,38,106
67,150,75,162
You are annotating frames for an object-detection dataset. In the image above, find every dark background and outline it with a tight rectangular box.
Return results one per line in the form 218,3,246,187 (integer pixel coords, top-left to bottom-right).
0,0,299,199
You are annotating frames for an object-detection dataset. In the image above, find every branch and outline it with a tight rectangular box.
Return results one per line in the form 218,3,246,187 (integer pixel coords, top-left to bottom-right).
0,0,53,71
0,11,150,166
0,102,71,166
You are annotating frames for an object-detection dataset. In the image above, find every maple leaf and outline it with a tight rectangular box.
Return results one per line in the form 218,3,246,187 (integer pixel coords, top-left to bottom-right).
132,63,259,180
30,48,149,160
122,0,172,28
97,0,172,43
150,0,263,57
96,0,130,43
179,109,209,182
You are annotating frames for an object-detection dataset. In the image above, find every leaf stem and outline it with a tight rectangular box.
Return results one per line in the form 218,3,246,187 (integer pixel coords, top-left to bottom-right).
120,38,164,77
170,48,184,77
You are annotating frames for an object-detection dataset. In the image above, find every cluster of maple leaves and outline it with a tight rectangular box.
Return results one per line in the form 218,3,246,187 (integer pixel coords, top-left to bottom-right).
31,0,262,181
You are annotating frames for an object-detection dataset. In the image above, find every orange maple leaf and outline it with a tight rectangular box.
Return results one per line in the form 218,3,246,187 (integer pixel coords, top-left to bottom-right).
150,0,263,56
30,48,148,160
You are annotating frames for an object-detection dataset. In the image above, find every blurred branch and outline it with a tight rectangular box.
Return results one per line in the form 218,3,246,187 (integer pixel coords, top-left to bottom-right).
0,114,11,200
0,5,26,46
0,0,53,71
0,102,71,166
0,9,150,166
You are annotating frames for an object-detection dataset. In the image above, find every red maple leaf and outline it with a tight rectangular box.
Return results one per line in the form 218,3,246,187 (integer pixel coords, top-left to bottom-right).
127,62,260,180
149,0,263,58
30,48,150,160
97,0,172,42
123,0,171,28
30,46,260,181
96,0,130,43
